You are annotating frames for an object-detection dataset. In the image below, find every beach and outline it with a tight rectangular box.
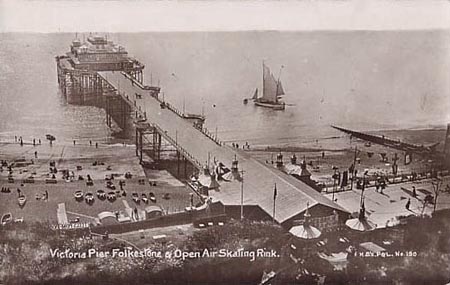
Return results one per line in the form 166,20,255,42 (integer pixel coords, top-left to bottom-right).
0,139,199,225
246,127,448,186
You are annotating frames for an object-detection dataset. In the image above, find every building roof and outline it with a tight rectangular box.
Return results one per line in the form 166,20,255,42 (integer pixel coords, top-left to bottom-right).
359,242,386,253
210,154,349,224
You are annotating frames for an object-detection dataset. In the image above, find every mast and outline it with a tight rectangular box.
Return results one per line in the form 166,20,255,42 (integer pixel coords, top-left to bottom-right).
262,61,265,100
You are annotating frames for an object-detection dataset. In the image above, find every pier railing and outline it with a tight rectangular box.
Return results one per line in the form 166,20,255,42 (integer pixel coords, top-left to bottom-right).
163,101,223,146
102,71,223,166
151,123,204,170
320,168,450,193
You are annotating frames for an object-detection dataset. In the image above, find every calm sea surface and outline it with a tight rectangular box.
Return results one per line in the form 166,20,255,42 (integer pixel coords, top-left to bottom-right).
0,31,449,147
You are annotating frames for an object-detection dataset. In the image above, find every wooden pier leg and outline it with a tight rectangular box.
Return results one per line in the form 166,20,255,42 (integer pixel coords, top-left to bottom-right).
152,128,157,159
105,97,109,127
139,130,143,163
184,156,187,179
157,133,162,161
177,150,180,177
121,99,125,130
135,128,139,157
106,97,111,128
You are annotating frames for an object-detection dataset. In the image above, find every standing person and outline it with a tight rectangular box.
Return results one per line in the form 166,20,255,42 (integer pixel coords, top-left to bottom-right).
89,140,92,146
406,198,411,210
34,151,38,158
95,142,98,148
134,207,139,221
412,186,417,198
73,140,76,145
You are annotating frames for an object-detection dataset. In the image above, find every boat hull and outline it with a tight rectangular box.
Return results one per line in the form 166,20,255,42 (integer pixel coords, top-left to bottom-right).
1,213,12,226
254,101,285,110
18,196,27,207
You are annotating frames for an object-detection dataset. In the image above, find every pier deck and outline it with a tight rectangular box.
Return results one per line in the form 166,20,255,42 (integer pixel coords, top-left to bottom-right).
99,71,347,224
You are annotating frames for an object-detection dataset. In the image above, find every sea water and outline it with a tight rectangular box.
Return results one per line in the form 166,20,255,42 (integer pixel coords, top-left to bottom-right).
0,31,448,147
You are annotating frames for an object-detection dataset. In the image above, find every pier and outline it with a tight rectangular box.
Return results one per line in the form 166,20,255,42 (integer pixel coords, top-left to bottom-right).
95,70,347,226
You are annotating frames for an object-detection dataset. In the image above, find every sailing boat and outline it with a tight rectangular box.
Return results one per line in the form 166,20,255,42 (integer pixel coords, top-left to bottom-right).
253,63,286,110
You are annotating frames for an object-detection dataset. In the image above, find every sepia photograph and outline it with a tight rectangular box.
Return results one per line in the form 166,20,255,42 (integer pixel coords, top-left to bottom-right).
0,0,450,284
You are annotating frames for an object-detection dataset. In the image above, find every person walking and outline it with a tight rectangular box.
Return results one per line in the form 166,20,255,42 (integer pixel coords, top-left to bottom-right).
406,198,411,210
412,186,417,198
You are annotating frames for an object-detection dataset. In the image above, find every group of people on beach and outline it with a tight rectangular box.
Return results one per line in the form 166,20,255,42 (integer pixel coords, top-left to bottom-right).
14,136,42,146
73,140,99,148
1,187,11,193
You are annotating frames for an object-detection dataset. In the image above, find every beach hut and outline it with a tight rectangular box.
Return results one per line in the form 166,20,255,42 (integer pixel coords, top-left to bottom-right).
96,189,106,199
85,192,94,204
98,211,117,225
74,191,84,201
198,166,220,195
107,192,116,201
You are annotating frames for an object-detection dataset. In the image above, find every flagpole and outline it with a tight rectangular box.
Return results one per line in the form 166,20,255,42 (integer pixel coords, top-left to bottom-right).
273,198,276,223
273,183,277,223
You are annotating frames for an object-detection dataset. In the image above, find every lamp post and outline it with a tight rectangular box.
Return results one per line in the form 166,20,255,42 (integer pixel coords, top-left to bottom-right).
360,170,368,207
431,178,443,213
240,169,245,220
332,166,338,202
350,146,357,190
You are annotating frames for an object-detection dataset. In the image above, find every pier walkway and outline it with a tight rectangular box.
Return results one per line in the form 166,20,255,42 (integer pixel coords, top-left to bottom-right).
98,71,346,224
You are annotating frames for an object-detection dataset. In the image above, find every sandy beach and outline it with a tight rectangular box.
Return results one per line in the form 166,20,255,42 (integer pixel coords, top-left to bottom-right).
0,139,199,225
246,127,448,186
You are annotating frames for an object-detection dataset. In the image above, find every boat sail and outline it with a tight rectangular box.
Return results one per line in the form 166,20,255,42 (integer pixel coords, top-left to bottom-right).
254,63,286,110
244,88,259,104
252,88,258,100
